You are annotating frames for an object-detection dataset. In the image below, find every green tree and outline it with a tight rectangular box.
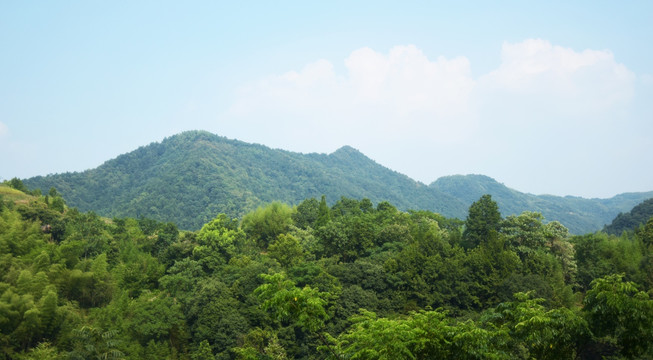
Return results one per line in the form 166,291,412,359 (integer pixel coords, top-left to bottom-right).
316,218,374,262
315,195,331,228
192,340,215,360
483,292,588,359
637,216,653,247
186,278,248,357
462,195,501,249
68,326,125,360
268,234,305,268
127,292,188,350
582,274,653,358
194,213,246,270
255,273,337,358
241,202,294,249
292,198,319,229
7,178,29,193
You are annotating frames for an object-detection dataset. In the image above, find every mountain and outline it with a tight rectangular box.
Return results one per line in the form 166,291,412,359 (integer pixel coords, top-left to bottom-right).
23,131,465,230
603,198,653,235
23,131,653,233
430,175,653,234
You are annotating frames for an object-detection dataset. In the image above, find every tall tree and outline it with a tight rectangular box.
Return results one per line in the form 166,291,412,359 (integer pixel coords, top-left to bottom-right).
462,194,501,249
315,195,331,228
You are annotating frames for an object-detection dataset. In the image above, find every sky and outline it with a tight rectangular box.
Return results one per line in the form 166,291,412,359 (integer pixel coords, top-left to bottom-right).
1,1,652,199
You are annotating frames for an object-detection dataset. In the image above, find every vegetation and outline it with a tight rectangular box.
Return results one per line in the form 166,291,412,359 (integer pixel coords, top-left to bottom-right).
1,187,653,359
604,198,653,235
430,174,653,234
21,131,653,232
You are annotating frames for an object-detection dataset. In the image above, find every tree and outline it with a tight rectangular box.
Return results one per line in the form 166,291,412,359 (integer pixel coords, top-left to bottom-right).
7,178,29,193
241,202,294,249
48,187,59,198
582,274,653,358
186,278,248,357
255,273,337,358
637,216,653,247
194,214,246,270
127,292,187,349
462,195,501,249
292,198,319,229
315,217,374,262
483,292,588,359
68,326,125,360
192,340,215,360
268,234,305,268
315,195,331,228
501,212,546,250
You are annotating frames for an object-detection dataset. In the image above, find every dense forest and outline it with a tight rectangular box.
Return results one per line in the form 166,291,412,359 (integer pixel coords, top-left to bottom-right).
1,180,653,360
23,131,653,234
604,198,653,235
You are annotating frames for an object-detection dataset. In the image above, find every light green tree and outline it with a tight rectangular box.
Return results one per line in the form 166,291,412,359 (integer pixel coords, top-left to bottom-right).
241,202,294,248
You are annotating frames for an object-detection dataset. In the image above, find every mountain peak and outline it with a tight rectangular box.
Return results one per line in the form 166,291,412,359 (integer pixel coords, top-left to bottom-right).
332,145,363,155
21,131,653,234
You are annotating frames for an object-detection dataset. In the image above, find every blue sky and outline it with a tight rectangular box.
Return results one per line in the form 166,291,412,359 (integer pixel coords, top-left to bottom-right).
1,1,652,198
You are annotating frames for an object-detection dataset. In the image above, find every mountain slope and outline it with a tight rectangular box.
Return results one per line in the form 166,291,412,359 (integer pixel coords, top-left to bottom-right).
23,131,653,233
603,198,653,234
24,131,466,229
430,175,653,234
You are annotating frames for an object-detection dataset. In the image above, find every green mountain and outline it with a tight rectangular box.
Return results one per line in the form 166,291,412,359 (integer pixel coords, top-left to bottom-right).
23,131,653,233
430,175,653,234
23,131,465,230
603,198,653,235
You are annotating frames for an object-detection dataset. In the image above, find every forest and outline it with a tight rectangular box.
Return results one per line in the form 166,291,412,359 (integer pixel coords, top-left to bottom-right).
23,130,653,234
1,180,653,359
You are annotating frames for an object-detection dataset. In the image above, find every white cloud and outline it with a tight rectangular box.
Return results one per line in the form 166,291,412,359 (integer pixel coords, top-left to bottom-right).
477,39,635,119
222,40,642,196
227,45,477,150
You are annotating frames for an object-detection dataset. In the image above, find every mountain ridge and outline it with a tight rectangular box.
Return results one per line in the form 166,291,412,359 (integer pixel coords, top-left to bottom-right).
23,130,653,233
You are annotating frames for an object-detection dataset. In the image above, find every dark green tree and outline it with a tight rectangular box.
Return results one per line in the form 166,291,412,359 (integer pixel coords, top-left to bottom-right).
315,195,331,228
582,274,653,358
292,198,320,229
462,194,501,249
7,177,29,193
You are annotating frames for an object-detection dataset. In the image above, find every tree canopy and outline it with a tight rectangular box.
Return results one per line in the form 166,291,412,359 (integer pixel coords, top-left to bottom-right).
1,190,652,359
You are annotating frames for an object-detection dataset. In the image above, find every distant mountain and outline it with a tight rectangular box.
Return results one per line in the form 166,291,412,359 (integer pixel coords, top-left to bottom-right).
23,131,653,233
430,175,653,234
603,198,653,235
23,131,465,230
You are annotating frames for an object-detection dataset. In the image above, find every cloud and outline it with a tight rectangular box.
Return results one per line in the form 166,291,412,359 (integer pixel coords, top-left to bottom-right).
222,40,641,196
227,45,476,149
477,39,635,122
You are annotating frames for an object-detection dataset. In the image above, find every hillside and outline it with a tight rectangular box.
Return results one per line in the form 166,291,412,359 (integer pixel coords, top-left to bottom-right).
24,131,465,229
430,175,653,234
23,131,653,233
604,198,653,234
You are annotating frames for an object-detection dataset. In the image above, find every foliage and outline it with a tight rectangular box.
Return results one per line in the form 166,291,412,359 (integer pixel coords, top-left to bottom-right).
462,194,501,249
241,202,294,249
21,131,653,233
431,174,653,234
1,189,653,359
583,274,653,358
604,198,653,235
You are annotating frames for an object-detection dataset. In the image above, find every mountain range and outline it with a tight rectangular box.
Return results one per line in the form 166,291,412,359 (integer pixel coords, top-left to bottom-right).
23,130,653,233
